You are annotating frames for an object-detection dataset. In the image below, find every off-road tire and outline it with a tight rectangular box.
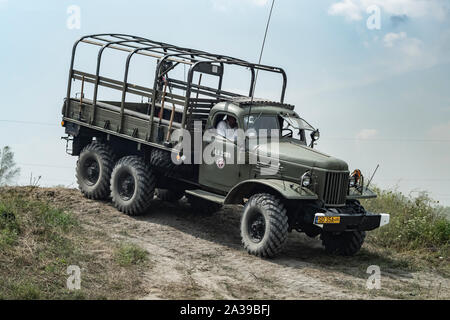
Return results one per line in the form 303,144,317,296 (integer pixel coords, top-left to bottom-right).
110,156,156,216
150,149,177,176
321,230,366,256
186,195,222,215
240,193,289,258
155,188,184,202
76,142,115,200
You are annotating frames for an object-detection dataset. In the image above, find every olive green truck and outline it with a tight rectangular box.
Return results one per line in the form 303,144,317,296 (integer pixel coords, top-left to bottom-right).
61,34,389,258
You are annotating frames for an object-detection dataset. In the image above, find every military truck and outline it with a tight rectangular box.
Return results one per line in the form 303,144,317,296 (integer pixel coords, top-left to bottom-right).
61,34,389,258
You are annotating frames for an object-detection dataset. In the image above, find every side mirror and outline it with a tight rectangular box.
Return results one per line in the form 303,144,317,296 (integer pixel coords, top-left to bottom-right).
310,129,320,148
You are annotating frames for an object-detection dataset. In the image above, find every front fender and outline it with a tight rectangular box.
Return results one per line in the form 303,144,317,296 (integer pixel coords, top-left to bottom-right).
224,179,318,205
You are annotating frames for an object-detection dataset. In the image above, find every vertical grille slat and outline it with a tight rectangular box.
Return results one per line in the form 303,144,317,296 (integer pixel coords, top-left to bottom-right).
332,174,337,204
323,171,348,206
330,173,336,203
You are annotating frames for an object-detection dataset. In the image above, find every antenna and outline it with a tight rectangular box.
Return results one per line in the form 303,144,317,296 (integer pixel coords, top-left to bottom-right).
251,0,275,102
247,0,276,129
366,164,380,190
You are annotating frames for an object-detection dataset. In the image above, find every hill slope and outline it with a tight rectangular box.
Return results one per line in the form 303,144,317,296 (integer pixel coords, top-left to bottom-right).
0,187,448,299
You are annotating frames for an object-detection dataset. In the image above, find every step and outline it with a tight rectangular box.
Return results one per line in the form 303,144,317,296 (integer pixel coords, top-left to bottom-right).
185,189,226,204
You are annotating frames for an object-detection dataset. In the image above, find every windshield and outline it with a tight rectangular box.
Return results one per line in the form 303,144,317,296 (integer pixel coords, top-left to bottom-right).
281,114,315,131
243,113,316,145
244,114,280,137
280,114,316,146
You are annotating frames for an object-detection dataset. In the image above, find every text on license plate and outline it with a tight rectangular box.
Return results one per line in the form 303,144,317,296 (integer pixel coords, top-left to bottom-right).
315,216,341,224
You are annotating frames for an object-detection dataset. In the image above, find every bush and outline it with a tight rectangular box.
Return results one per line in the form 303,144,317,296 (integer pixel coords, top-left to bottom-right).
362,187,450,255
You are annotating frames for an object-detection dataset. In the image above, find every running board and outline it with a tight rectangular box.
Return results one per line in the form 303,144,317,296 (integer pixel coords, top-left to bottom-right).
185,189,225,204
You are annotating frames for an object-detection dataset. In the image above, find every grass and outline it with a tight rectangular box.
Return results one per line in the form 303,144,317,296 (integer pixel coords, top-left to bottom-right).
362,187,450,275
115,243,148,266
1,185,448,299
0,187,149,300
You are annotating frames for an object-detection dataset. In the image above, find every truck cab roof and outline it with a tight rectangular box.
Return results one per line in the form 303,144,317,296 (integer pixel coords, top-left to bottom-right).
210,99,298,120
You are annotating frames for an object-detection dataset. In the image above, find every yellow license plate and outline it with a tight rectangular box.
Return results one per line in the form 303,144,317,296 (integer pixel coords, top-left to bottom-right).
316,216,341,224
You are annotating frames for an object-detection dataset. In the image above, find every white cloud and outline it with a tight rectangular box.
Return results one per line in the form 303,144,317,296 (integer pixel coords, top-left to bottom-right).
383,32,407,47
400,37,423,57
383,32,424,57
329,0,363,21
251,0,269,6
211,0,268,12
328,0,448,21
356,129,378,140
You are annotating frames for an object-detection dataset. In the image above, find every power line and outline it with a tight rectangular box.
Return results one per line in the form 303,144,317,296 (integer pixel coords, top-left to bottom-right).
376,178,450,181
15,163,450,182
321,138,450,142
2,119,448,143
18,163,73,169
0,119,58,126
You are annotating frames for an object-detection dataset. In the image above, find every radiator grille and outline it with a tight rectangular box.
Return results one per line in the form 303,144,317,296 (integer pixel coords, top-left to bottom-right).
323,171,349,206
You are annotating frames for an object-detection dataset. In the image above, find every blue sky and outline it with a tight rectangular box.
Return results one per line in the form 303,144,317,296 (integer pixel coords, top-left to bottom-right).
1,0,449,204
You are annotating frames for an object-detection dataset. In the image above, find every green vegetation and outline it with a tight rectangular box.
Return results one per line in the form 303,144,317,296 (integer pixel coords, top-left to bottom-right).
115,242,148,266
1,185,448,300
362,187,450,274
0,188,148,300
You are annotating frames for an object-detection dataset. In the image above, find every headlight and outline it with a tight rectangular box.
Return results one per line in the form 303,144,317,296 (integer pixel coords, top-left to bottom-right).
349,169,362,188
301,172,311,187
310,129,320,142
349,175,356,187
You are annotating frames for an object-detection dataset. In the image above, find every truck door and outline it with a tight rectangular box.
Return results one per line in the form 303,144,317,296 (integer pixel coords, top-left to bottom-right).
199,113,243,192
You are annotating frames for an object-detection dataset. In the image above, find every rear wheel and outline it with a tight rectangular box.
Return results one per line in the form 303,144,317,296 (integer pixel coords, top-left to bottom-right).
240,193,289,258
76,142,115,200
110,156,156,216
150,149,177,176
321,230,366,256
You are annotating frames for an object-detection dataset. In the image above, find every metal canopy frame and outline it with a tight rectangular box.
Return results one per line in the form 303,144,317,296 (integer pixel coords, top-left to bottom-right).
65,33,288,138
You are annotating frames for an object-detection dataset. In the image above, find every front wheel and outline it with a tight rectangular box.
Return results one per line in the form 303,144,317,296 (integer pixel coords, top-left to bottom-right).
321,230,366,256
240,193,289,258
110,156,156,216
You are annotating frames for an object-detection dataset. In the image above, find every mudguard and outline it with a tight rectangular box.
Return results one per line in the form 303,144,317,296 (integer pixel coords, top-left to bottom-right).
224,179,318,204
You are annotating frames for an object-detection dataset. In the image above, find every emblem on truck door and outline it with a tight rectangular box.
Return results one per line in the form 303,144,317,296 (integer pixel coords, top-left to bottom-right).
216,158,225,169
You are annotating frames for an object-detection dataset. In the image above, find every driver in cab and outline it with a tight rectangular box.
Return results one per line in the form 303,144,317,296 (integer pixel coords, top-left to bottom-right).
216,115,238,141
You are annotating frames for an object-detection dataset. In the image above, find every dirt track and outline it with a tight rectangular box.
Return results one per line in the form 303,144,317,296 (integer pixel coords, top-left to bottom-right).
32,188,449,300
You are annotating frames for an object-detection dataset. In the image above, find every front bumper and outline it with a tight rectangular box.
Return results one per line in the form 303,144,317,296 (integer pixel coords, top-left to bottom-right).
313,212,390,232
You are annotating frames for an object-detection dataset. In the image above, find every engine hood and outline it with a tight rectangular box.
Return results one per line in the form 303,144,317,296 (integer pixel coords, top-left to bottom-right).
254,140,348,171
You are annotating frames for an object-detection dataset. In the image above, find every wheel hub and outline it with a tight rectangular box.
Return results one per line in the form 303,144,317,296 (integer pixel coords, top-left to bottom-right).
248,212,266,243
118,173,135,201
84,159,100,185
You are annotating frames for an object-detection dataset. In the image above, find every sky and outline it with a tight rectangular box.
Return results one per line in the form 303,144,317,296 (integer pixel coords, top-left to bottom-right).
0,0,449,205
